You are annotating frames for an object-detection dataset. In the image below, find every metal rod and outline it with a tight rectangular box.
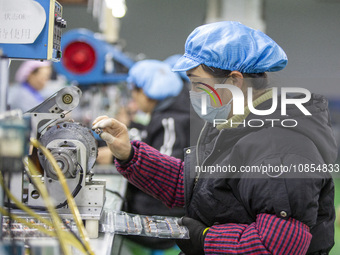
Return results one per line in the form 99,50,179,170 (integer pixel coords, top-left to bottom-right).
0,52,10,240
0,57,10,113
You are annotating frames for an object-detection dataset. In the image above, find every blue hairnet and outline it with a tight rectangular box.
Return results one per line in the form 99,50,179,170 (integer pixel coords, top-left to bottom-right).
173,21,288,73
127,60,183,100
163,54,189,81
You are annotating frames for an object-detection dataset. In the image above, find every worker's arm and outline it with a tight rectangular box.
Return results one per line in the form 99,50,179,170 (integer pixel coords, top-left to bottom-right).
115,140,185,208
92,116,185,208
204,213,311,254
177,213,311,255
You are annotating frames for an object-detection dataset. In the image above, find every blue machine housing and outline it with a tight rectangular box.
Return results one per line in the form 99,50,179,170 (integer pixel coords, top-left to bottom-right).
0,0,63,61
53,28,135,85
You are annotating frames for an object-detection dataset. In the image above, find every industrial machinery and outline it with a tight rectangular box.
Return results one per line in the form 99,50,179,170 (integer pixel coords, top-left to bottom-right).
4,86,106,239
53,28,135,85
52,28,136,128
0,1,109,252
0,0,65,61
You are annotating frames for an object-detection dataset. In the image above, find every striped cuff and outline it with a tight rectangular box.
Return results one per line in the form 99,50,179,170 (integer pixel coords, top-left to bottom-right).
204,213,311,255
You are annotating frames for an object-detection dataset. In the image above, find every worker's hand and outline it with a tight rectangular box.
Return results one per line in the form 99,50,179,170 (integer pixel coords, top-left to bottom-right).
176,217,209,255
92,116,132,161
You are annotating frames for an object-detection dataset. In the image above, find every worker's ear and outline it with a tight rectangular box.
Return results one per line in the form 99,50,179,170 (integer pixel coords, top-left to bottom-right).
227,71,244,88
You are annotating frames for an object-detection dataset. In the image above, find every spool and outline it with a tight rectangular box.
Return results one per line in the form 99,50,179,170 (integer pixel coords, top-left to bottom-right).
55,87,82,111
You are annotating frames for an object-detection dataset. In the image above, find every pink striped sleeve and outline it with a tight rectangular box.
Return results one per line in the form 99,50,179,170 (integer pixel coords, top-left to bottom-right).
204,213,312,254
115,140,185,208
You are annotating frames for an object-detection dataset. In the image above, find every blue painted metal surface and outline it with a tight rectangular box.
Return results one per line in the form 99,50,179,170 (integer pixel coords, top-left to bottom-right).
0,0,60,61
53,28,135,85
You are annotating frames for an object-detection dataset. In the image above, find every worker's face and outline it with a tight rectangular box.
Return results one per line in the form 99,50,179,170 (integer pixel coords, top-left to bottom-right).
186,65,233,107
27,66,52,91
131,88,156,113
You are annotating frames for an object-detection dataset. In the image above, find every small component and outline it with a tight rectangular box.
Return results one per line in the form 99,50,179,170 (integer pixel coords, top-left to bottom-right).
144,216,157,234
114,212,141,234
114,214,128,232
1,216,77,242
94,128,103,135
165,218,181,237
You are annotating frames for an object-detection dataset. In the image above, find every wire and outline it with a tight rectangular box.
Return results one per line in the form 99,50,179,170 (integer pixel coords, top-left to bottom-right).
4,162,84,211
0,207,87,253
0,172,87,254
0,171,53,226
25,158,71,255
106,189,128,211
4,202,48,211
3,171,15,255
61,218,89,254
56,162,84,209
30,138,95,255
105,189,125,201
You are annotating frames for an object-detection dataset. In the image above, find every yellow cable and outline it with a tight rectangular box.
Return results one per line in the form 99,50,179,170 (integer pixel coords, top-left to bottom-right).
25,157,71,255
0,207,87,253
0,172,51,226
0,172,87,254
30,138,95,255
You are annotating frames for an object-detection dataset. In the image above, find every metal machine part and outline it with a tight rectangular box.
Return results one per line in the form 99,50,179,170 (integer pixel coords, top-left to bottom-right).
43,147,78,179
0,0,65,61
37,121,97,179
18,86,106,238
26,119,105,238
28,86,81,114
25,86,82,139
28,119,105,207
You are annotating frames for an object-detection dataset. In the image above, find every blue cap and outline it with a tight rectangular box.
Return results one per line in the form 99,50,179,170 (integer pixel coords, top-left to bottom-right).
127,60,183,100
173,21,288,73
163,54,190,81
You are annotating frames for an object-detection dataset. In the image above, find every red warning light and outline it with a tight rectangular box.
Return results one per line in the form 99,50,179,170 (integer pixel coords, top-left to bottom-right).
62,41,96,74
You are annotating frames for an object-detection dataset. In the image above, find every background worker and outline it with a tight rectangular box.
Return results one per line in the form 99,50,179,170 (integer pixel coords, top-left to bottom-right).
127,59,190,160
8,60,52,112
164,54,204,145
124,59,190,253
93,21,337,254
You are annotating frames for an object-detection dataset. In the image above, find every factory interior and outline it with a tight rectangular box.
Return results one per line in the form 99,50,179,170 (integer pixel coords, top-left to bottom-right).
1,0,340,254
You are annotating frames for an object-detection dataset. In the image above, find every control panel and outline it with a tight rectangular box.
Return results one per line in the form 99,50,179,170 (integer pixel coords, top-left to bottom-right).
53,2,66,59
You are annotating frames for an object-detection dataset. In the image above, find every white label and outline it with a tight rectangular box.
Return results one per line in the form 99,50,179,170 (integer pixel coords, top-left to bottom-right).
0,0,46,44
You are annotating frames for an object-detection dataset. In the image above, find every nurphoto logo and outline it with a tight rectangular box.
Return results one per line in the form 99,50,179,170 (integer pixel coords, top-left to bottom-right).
198,84,312,128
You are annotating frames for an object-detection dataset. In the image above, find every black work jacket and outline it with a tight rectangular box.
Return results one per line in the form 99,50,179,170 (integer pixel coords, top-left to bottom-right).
183,94,337,254
126,87,190,249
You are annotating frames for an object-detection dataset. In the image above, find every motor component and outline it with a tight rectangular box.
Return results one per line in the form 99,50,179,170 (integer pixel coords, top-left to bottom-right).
37,121,97,179
42,147,78,180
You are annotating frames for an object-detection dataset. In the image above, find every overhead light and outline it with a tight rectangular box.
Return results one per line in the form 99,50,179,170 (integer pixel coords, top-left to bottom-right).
105,0,127,18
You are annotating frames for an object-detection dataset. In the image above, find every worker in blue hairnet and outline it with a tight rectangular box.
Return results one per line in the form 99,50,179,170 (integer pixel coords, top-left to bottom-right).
93,21,337,254
124,59,189,252
164,54,190,82
127,59,190,160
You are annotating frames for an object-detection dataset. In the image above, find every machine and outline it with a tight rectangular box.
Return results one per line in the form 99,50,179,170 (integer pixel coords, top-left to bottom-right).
0,0,65,61
4,86,106,239
53,28,135,85
0,0,109,251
